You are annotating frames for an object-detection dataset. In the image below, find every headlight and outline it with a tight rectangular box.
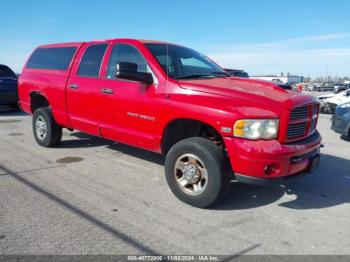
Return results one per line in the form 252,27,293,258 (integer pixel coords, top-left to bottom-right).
233,119,279,140
339,103,350,109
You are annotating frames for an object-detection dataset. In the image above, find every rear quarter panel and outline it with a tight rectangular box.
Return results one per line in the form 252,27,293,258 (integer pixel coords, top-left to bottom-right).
18,43,82,127
19,69,72,127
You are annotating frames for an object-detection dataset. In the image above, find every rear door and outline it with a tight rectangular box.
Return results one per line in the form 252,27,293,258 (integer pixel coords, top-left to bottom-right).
66,42,108,135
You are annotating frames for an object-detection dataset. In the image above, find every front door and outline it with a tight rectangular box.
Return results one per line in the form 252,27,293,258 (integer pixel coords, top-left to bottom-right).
97,42,162,151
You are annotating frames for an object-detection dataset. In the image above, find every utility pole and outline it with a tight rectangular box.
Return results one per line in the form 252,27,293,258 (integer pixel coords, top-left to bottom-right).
335,70,338,82
326,67,330,82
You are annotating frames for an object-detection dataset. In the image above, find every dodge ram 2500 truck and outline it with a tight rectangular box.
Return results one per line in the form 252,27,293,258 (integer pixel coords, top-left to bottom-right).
18,39,322,208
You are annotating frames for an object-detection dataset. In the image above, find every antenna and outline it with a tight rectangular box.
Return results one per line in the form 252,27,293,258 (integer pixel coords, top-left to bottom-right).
166,44,169,82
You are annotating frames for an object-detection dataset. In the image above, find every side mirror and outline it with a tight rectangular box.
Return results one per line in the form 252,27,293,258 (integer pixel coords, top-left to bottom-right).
116,62,153,84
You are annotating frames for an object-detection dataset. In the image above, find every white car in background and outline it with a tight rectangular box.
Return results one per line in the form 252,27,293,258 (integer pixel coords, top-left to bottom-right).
318,93,336,112
323,89,350,113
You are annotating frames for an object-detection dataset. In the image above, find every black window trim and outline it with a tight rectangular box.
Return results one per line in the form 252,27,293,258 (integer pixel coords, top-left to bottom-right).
104,42,156,83
77,43,108,79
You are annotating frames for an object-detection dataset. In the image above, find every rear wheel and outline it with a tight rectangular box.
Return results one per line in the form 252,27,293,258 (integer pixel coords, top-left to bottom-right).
165,137,230,208
32,107,62,147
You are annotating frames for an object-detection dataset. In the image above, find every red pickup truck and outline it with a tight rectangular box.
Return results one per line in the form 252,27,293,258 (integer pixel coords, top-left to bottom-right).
18,39,321,207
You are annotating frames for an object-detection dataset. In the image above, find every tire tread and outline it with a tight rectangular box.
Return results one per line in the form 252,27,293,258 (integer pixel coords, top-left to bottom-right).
165,137,230,208
32,107,62,147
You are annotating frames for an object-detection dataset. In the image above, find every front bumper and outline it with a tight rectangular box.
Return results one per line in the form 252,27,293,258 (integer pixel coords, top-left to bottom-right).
224,131,322,184
234,172,308,186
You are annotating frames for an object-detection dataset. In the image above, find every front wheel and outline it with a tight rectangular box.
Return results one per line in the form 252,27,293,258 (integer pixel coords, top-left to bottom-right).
165,137,230,208
33,107,62,147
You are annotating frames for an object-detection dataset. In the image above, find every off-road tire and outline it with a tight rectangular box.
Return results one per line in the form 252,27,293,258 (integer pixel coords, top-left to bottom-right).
165,137,230,208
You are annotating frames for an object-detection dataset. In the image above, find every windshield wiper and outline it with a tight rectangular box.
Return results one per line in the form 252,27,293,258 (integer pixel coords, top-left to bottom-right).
175,72,231,80
210,72,231,77
175,74,215,80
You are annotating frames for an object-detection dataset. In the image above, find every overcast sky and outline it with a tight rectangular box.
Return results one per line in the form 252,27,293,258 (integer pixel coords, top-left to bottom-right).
1,0,350,77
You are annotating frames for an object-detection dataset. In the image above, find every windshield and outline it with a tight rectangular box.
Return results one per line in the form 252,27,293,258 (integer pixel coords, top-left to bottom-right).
145,43,229,80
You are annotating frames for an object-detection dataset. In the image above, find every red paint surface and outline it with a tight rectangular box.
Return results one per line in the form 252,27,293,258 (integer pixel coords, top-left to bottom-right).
18,39,321,179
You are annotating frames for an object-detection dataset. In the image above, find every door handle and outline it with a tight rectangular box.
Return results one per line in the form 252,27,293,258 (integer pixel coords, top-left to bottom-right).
69,84,79,89
101,88,114,94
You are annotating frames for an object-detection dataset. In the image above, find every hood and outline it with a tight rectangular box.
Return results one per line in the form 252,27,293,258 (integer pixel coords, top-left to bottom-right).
177,77,316,110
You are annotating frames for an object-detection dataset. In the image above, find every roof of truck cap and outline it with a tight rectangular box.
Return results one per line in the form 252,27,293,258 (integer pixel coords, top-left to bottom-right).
38,42,83,48
37,39,173,49
104,38,171,44
138,39,169,44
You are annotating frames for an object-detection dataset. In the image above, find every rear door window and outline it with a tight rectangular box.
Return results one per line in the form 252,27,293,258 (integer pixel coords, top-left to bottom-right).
26,47,77,70
77,44,108,77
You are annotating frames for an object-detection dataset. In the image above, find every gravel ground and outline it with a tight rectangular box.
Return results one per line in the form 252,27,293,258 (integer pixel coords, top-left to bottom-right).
0,101,349,255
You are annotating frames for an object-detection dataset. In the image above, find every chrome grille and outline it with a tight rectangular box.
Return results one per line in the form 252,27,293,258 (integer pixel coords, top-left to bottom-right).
287,103,319,141
287,122,307,138
290,106,308,119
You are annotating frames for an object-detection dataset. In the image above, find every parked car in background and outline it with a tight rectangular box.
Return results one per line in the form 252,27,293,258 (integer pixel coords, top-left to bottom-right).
331,102,350,138
250,74,304,85
318,93,336,113
314,82,334,92
311,82,334,92
324,89,350,113
333,84,350,93
276,83,293,90
224,68,249,78
0,64,18,108
271,79,284,84
224,71,293,91
263,80,293,91
306,84,316,91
